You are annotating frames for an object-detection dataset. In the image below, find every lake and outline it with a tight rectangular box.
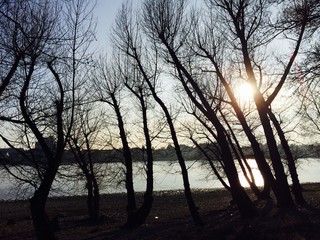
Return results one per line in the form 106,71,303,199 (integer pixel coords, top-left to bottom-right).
0,158,319,200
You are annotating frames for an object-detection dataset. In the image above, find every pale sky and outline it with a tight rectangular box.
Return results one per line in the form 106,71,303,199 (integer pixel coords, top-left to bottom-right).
93,0,126,51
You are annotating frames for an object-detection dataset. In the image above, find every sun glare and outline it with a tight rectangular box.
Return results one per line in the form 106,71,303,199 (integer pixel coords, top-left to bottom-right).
236,82,253,103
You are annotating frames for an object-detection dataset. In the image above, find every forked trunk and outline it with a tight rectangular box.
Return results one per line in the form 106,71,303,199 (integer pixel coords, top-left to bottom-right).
126,193,154,227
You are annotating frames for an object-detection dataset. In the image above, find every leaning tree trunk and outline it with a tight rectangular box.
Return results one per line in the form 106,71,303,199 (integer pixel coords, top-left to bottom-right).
268,110,305,205
111,94,137,223
215,126,258,218
159,99,203,226
221,115,261,199
213,69,272,199
239,39,295,209
256,103,295,208
147,85,203,226
30,166,59,240
133,54,203,226
176,72,258,217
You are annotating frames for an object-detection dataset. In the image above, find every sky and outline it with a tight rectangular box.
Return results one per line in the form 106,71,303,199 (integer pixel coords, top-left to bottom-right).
93,0,126,51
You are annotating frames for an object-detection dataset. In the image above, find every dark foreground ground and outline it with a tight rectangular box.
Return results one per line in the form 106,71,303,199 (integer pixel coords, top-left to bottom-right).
1,183,320,240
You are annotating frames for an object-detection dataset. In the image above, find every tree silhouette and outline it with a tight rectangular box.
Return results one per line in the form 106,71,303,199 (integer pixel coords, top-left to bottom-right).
0,0,96,239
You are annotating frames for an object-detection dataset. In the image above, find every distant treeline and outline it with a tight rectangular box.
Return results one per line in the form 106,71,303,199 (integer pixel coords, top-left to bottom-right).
1,143,320,166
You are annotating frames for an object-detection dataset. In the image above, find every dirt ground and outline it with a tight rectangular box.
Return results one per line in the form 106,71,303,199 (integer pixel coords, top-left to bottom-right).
1,183,320,240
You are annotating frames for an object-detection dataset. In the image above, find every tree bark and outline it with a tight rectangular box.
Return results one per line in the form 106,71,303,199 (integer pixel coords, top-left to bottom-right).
86,174,94,219
220,110,261,198
135,93,154,225
84,173,100,222
30,166,59,240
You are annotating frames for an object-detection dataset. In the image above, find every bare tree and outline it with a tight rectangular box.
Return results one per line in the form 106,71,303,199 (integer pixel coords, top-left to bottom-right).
141,0,257,217
68,104,103,222
181,88,261,198
117,57,156,226
93,55,139,225
297,41,320,156
0,0,32,98
111,1,205,225
0,0,96,239
196,0,316,207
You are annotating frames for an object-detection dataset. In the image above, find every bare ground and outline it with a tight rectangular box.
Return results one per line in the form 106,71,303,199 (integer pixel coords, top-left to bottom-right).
1,183,320,240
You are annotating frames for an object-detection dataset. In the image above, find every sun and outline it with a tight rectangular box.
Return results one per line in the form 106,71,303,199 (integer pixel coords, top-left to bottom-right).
236,82,253,103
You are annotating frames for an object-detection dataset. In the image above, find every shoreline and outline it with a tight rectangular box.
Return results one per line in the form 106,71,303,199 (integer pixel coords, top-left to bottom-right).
1,182,318,202
1,183,320,239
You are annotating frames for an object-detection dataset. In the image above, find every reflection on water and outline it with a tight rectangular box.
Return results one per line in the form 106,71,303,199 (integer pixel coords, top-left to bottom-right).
237,159,264,187
0,158,319,200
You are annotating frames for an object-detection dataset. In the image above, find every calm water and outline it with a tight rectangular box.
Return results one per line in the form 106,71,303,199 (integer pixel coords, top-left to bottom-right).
0,158,319,200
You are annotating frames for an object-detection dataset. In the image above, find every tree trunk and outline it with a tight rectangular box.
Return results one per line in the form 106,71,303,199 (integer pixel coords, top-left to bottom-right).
225,95,272,198
85,173,100,222
237,40,294,208
227,99,273,199
184,89,257,217
92,175,100,221
131,96,155,226
128,193,154,227
123,87,155,228
164,109,203,225
221,115,261,199
268,110,306,205
217,131,258,218
202,52,273,199
30,167,58,240
111,94,137,220
132,54,203,225
256,104,294,208
86,174,94,220
30,195,55,240
88,150,100,222
147,85,203,226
